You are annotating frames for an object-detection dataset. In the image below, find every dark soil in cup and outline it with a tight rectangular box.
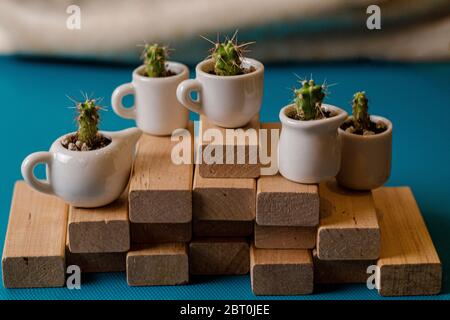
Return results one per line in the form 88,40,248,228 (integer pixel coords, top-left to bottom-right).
208,65,256,76
61,133,111,151
286,106,336,121
141,66,177,78
340,118,387,136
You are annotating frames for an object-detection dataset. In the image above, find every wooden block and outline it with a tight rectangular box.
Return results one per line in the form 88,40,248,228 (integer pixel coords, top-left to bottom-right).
254,224,316,249
193,166,255,221
2,182,68,288
189,238,249,275
250,244,313,295
313,250,375,284
373,187,442,296
193,220,253,237
129,123,193,223
256,174,319,226
198,114,260,178
126,243,189,286
317,180,380,260
68,192,130,253
130,222,192,243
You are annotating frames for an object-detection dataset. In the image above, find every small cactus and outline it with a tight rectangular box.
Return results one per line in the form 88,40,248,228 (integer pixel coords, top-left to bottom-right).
142,43,168,77
352,92,371,132
76,98,101,149
293,79,326,120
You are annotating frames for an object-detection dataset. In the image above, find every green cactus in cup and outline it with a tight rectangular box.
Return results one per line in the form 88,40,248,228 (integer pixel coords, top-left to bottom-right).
142,43,168,77
76,98,101,149
293,79,326,120
352,91,371,132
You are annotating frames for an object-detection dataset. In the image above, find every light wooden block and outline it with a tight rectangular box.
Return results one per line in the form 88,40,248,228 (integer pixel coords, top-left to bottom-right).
193,220,253,237
126,243,189,286
130,222,192,243
2,182,68,288
373,187,442,296
193,166,255,221
198,114,260,178
317,180,380,260
313,250,375,284
250,244,313,295
254,224,316,249
256,174,319,226
68,192,130,253
129,123,194,223
189,238,249,275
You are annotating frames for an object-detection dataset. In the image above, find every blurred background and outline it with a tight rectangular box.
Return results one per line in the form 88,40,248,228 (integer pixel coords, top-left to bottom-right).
0,0,449,63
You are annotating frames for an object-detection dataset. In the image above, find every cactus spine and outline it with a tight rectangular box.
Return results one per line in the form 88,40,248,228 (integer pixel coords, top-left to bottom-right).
143,44,167,77
352,92,371,132
76,98,100,149
294,79,326,120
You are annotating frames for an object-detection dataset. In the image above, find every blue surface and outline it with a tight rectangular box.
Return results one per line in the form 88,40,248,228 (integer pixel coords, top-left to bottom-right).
0,56,449,300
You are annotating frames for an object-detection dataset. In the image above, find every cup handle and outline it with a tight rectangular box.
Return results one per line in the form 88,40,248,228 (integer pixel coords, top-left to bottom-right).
176,79,203,115
111,83,136,120
21,152,54,195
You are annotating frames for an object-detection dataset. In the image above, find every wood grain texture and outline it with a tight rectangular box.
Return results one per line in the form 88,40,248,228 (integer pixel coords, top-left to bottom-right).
317,180,380,260
193,220,253,237
193,166,255,221
68,192,130,253
198,115,260,178
250,244,313,295
127,243,189,286
313,250,375,284
130,222,192,243
254,224,316,249
189,238,249,275
373,187,442,296
129,123,193,223
2,181,68,288
256,174,319,226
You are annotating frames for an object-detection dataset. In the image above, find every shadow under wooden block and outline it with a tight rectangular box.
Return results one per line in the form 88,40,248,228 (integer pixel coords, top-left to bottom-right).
198,115,260,178
2,181,68,288
256,174,319,226
129,123,194,223
193,220,253,237
193,166,255,221
312,250,375,284
373,187,442,296
130,221,192,243
126,243,189,286
189,238,249,275
254,224,316,249
317,180,380,260
250,244,313,296
68,192,130,253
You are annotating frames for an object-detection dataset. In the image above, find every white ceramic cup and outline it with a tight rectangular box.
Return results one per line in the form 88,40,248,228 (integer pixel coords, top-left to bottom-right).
278,104,348,184
112,62,189,136
176,58,264,128
21,128,142,208
337,115,392,190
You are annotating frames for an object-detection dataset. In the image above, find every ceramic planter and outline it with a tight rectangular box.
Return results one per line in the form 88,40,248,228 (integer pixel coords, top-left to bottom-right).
112,62,189,136
21,127,142,208
278,104,348,184
176,58,264,128
337,115,392,190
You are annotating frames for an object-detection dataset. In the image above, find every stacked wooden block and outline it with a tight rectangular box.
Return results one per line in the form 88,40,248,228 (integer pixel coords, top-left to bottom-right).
1,119,442,297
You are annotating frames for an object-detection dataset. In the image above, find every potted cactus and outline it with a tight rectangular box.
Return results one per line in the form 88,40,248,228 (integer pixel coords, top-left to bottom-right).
21,97,142,208
112,43,189,136
337,92,392,190
177,33,264,128
278,78,348,183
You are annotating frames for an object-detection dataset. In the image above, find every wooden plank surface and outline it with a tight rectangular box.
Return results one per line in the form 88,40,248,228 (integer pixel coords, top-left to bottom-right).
193,220,253,237
254,224,316,249
193,166,255,221
198,115,260,178
129,123,193,223
68,192,130,253
317,180,380,260
250,244,313,295
189,238,249,275
373,187,442,296
127,243,189,286
2,181,68,288
130,222,192,243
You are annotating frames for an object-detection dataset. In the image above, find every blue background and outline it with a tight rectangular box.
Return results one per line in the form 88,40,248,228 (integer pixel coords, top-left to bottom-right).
0,56,449,300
